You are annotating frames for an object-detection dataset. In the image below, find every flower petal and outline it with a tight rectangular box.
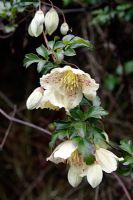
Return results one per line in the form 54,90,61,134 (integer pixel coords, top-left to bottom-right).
68,165,83,187
95,148,118,173
81,163,103,188
79,74,99,101
54,141,77,159
26,87,44,110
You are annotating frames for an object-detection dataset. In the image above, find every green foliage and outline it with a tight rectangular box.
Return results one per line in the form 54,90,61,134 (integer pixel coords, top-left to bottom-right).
92,3,133,25
23,35,94,73
119,139,133,177
104,74,120,91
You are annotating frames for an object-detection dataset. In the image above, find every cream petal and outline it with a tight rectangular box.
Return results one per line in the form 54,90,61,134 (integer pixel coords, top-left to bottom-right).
34,10,45,25
54,141,77,159
82,163,103,188
46,154,64,164
95,148,118,173
68,165,83,187
29,19,43,37
80,74,99,101
44,8,59,35
26,87,44,110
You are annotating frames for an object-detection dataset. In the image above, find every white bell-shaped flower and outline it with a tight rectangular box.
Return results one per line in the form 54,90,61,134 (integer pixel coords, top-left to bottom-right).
40,65,99,111
26,87,44,110
68,165,83,187
81,148,123,188
60,22,69,35
44,8,59,35
28,10,45,37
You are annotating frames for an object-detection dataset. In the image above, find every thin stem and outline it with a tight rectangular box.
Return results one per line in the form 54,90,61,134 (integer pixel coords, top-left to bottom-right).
113,173,132,200
64,60,79,69
0,108,51,137
0,106,16,150
42,31,56,62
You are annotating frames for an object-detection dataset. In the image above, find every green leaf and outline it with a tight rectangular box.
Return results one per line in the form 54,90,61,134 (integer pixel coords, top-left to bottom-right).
55,121,72,130
54,41,65,50
120,139,133,155
89,127,107,144
73,122,87,138
70,37,94,49
36,45,49,59
64,48,76,56
123,156,133,166
62,34,75,41
37,60,46,73
23,53,41,68
48,41,55,49
70,107,84,120
84,154,95,165
84,106,108,119
55,49,64,64
49,130,68,148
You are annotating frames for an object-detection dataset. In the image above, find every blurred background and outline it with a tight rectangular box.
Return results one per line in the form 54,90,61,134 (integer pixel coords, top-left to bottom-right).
0,0,133,199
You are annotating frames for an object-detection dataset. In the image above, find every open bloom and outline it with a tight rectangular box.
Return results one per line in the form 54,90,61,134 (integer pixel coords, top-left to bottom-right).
40,65,99,111
81,148,123,188
28,10,45,37
47,140,84,187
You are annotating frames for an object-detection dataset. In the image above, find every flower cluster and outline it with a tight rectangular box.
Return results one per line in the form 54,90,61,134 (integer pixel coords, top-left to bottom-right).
28,8,69,37
26,3,124,189
47,141,123,188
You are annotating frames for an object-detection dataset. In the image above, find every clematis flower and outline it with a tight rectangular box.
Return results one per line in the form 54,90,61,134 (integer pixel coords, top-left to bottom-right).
44,8,59,35
47,140,85,187
60,22,69,35
26,87,44,110
28,10,45,37
40,65,99,111
81,148,123,188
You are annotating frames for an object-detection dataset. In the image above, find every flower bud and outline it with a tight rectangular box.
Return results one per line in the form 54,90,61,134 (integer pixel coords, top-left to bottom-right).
26,87,44,110
28,10,44,37
44,8,59,35
60,22,69,35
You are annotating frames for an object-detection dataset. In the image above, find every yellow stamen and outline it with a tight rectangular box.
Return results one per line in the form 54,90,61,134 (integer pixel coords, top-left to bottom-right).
40,101,59,110
61,70,79,92
68,150,83,166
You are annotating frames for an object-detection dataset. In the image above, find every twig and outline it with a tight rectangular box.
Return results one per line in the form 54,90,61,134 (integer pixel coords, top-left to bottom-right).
95,186,99,200
0,108,51,137
0,106,16,150
113,173,132,200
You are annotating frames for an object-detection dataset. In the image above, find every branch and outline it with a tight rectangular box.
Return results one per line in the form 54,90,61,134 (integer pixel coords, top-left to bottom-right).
0,108,51,137
113,173,132,200
0,106,16,150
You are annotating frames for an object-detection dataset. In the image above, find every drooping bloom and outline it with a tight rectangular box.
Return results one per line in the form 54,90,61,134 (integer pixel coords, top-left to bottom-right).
60,22,69,35
28,10,45,37
47,140,84,187
26,87,44,110
44,8,59,35
40,65,99,111
81,148,123,188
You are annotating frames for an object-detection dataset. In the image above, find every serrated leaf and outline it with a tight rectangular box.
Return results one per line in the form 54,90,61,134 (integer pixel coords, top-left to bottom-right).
23,53,41,68
36,44,49,59
37,60,46,73
84,106,108,119
55,49,64,64
120,139,133,155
